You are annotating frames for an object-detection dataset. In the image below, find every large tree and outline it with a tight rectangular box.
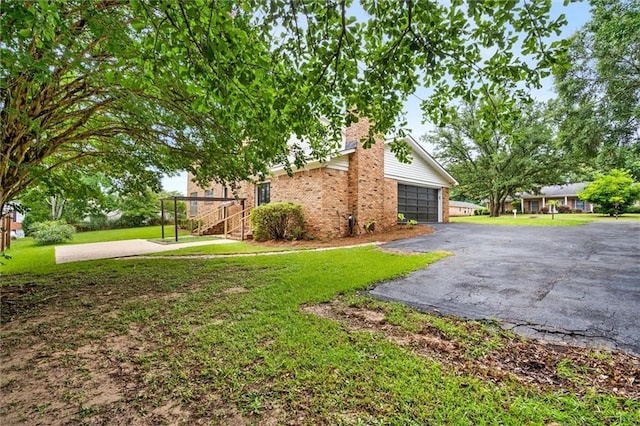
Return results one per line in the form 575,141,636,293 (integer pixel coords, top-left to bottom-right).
553,0,640,177
1,0,570,213
428,99,569,217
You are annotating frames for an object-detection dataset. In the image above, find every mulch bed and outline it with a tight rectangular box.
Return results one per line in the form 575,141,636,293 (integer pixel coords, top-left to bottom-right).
249,224,434,248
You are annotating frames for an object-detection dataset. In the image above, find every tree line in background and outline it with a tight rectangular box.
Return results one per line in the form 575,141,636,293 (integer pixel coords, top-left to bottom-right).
427,0,639,215
1,0,638,224
19,180,186,236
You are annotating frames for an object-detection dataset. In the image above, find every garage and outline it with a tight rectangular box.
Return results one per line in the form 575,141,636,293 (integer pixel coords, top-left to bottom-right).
397,183,439,222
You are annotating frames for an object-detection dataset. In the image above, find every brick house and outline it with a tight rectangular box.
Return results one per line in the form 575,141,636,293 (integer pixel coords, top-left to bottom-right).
186,119,457,238
449,200,485,217
503,183,594,213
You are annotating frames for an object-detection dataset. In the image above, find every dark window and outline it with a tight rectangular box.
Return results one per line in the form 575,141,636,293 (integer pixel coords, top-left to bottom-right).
397,184,439,222
257,183,270,206
189,192,198,216
222,187,229,218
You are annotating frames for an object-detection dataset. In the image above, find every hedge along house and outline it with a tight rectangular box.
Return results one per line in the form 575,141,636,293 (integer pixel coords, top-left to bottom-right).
186,118,457,239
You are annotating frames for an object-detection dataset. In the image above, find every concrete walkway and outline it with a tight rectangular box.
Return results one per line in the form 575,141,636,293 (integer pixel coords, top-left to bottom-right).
55,239,236,264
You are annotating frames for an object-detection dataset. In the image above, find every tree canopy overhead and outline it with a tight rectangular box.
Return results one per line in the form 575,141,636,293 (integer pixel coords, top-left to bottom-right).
1,0,570,211
553,0,640,177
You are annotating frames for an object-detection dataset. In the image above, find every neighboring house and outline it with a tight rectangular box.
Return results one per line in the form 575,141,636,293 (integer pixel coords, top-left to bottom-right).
2,204,25,240
187,118,457,238
449,200,484,217
505,183,594,213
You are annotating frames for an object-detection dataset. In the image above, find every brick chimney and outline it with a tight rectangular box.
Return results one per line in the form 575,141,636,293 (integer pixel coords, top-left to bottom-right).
346,117,386,233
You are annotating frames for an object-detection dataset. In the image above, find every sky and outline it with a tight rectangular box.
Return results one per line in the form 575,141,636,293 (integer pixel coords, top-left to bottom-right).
161,0,592,195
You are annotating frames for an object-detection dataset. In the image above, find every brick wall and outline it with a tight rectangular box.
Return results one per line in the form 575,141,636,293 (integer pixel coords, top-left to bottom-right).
188,169,350,238
345,117,388,234
382,178,398,229
442,187,450,223
270,168,349,238
185,177,249,219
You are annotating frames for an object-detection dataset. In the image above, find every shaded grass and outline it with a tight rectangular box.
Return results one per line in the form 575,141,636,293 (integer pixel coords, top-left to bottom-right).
148,241,303,256
71,226,188,243
450,213,640,226
1,247,637,424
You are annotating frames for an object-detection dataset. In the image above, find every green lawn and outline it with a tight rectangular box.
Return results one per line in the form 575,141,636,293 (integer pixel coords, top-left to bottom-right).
1,226,190,275
148,241,303,256
71,225,188,243
451,213,640,226
1,248,636,424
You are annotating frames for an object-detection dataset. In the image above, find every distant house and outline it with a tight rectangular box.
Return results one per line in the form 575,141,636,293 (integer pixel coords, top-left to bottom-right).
187,119,458,238
505,183,593,213
2,204,25,239
449,200,484,216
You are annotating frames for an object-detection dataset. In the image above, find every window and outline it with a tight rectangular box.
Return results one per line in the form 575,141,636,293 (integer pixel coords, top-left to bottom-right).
222,187,229,218
257,183,270,206
204,189,214,204
189,192,198,216
575,200,585,210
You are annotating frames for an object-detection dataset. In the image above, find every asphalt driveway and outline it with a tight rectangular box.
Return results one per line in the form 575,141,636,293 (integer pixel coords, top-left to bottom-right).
371,222,640,356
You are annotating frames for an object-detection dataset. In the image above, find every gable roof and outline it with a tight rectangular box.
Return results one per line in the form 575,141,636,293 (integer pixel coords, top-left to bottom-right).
449,200,484,209
268,132,458,187
519,182,589,199
384,135,458,186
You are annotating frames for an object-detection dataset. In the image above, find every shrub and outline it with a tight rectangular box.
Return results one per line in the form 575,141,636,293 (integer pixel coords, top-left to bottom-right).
541,207,549,214
573,209,583,214
74,214,112,232
251,202,305,241
558,205,572,214
624,205,640,214
364,220,377,233
30,221,76,245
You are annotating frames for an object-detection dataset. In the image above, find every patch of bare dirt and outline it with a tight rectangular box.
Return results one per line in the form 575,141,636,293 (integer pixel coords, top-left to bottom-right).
301,299,640,399
251,224,434,248
223,286,248,294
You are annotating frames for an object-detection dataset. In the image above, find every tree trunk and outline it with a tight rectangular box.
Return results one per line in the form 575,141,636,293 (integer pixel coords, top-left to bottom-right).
489,196,502,217
49,196,66,221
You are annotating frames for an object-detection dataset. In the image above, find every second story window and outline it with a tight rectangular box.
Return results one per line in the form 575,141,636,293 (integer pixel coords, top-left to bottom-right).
189,192,198,216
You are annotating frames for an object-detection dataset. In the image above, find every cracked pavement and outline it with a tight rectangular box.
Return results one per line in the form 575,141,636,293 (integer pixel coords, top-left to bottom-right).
371,222,640,356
